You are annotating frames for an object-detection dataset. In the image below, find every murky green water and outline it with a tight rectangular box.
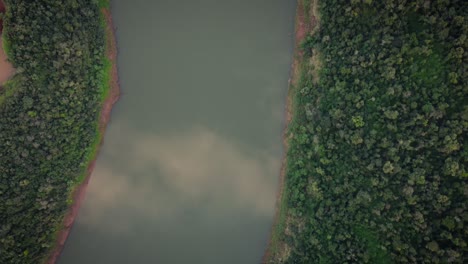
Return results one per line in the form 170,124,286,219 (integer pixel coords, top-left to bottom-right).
58,0,295,263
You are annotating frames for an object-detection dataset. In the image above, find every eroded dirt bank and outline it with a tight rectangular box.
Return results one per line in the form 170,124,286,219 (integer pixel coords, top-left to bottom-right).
0,36,14,84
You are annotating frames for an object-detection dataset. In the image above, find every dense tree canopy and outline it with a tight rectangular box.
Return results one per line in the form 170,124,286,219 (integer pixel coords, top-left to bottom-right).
281,0,467,263
0,0,107,263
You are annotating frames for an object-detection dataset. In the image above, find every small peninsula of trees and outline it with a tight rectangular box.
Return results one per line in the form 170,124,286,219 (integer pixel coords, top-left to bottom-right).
0,0,108,263
278,0,467,263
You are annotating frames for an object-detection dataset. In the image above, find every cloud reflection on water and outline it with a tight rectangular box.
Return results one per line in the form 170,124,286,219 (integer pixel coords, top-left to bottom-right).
79,125,280,236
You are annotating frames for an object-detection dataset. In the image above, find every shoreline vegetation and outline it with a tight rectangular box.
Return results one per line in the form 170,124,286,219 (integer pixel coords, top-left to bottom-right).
0,0,119,263
263,0,318,263
0,35,15,85
266,0,466,263
46,3,120,264
0,0,15,85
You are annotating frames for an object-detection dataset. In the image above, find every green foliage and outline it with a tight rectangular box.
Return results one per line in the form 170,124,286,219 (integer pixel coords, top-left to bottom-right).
354,225,391,264
352,115,365,128
0,0,108,263
97,0,110,9
281,0,468,263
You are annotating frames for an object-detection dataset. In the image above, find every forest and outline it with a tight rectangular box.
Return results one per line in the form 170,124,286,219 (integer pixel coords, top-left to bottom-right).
274,0,467,263
0,0,109,263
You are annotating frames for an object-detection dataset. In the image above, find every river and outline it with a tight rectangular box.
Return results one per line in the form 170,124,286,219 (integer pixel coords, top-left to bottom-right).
58,0,295,263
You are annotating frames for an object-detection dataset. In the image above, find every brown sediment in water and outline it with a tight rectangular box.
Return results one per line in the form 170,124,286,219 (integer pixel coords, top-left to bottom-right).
46,7,120,264
262,0,316,262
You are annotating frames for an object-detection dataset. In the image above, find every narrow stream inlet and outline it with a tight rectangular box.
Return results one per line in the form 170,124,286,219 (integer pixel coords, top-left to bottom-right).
59,0,295,263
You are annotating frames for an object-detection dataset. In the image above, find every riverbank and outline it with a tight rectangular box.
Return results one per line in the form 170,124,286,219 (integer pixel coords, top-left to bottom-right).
262,0,318,262
45,5,120,264
0,36,14,84
266,0,468,262
0,0,15,85
0,0,5,32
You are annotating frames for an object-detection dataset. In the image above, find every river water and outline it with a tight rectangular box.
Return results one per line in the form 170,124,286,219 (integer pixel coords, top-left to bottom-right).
58,0,295,263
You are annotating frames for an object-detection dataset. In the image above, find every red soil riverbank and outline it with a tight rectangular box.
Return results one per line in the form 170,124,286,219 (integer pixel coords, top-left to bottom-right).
46,7,120,264
262,0,312,262
0,0,15,85
0,35,15,84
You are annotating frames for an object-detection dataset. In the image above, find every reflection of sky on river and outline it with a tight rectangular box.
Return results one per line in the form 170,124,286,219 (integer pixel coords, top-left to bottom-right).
58,0,295,263
64,124,281,264
84,125,277,229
